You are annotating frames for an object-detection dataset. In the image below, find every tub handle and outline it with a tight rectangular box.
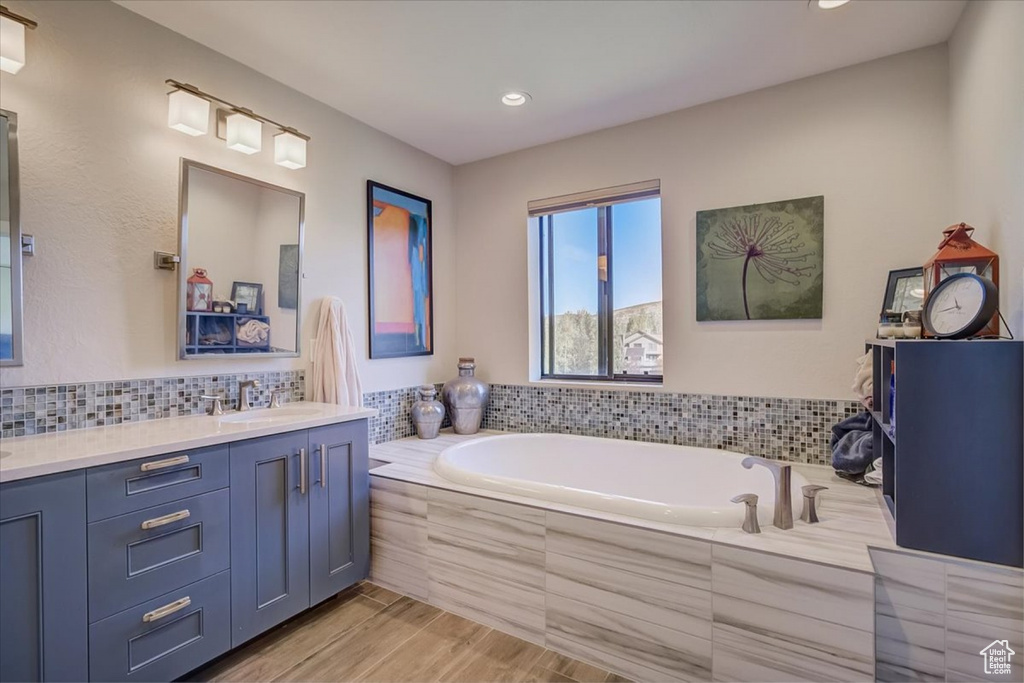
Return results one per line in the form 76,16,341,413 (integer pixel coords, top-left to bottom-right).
730,493,761,534
801,485,828,524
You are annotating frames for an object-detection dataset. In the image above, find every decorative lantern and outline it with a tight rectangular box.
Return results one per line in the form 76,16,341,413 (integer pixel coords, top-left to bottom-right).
187,268,213,312
923,223,999,337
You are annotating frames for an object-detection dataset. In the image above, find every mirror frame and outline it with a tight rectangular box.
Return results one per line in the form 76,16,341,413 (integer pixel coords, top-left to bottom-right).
1,109,24,367
177,158,305,360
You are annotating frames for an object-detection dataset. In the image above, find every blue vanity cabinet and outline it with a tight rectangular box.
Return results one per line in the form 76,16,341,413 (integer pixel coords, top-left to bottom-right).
0,472,89,683
309,420,370,604
229,430,312,646
230,420,371,646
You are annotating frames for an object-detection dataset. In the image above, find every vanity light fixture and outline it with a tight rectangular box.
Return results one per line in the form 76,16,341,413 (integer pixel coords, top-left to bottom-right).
165,79,311,168
501,91,531,107
0,5,37,75
167,85,210,136
225,108,262,155
274,129,307,170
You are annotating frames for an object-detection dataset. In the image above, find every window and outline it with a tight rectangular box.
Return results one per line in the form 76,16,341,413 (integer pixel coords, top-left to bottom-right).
535,181,663,382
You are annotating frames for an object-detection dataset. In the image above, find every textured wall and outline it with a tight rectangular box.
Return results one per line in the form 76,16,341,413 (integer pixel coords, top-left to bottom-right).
949,0,1024,336
454,46,953,399
0,0,456,391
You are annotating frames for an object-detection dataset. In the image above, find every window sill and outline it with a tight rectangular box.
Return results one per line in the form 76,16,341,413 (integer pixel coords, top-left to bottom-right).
530,378,665,391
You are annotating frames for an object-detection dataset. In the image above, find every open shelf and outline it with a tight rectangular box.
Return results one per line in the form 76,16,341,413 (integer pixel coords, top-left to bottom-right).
186,311,272,355
866,338,1022,567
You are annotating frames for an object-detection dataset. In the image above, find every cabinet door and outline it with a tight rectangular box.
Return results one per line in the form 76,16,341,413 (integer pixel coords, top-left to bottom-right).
308,420,370,604
229,431,310,647
0,472,89,682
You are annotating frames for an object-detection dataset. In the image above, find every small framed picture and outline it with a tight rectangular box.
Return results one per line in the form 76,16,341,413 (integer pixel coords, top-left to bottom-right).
881,267,924,316
231,281,263,315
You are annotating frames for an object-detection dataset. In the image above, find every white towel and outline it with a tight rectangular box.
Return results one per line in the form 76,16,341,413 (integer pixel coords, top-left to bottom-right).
311,297,363,407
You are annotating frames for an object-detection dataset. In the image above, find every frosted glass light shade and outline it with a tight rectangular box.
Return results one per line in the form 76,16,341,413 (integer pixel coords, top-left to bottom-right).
226,112,262,154
274,131,306,169
0,15,26,74
167,90,210,136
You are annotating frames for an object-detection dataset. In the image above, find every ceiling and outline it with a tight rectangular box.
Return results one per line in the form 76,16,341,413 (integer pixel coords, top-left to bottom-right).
117,0,966,165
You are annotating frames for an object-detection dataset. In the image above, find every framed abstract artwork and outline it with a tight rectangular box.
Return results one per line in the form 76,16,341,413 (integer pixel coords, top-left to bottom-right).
367,180,433,358
696,195,824,321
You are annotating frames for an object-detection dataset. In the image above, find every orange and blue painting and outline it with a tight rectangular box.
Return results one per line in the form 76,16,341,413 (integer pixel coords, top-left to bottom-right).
367,181,433,358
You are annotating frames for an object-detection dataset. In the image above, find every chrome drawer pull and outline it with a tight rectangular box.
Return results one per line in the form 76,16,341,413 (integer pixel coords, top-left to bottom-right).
320,444,327,489
142,596,191,623
140,455,190,472
299,448,307,495
140,509,190,530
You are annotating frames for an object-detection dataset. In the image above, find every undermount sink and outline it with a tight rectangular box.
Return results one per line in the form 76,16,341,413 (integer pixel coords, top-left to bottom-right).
217,406,323,425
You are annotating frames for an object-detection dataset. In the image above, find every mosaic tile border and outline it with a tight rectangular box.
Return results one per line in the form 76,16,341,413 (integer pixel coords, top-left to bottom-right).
481,384,862,466
2,373,859,465
1,371,305,438
363,384,451,445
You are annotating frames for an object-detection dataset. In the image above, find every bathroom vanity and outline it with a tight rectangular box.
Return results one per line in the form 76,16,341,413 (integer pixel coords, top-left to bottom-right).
0,403,375,682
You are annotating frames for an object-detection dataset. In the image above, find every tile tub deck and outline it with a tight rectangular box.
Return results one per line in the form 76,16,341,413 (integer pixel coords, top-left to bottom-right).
369,430,896,574
369,431,1023,683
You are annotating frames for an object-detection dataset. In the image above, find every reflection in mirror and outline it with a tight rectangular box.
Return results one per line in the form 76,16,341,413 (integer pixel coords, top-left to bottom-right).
1,109,24,366
179,160,304,358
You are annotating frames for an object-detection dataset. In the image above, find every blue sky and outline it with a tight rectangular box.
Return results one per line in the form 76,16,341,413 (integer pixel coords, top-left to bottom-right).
550,198,662,314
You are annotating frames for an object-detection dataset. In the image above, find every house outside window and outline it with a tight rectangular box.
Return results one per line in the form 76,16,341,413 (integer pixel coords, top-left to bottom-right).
532,180,663,382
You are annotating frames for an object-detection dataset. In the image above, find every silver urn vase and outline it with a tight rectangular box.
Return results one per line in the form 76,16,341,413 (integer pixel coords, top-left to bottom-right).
441,357,490,435
410,385,445,440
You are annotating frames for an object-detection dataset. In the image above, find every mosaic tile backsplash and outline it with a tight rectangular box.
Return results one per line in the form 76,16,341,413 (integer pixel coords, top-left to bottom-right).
2,373,858,466
362,382,860,465
363,384,451,445
1,371,305,438
482,384,862,466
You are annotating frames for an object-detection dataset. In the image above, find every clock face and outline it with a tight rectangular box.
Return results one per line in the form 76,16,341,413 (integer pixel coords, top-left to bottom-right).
926,275,987,336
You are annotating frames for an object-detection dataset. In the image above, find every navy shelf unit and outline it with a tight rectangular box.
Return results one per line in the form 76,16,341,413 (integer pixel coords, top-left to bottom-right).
867,338,1023,567
186,312,271,355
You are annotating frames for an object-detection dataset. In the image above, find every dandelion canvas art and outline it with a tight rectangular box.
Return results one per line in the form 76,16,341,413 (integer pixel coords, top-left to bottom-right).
696,196,823,321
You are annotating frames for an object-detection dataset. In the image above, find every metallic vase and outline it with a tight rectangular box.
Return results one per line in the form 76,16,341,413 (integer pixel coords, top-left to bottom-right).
441,357,490,435
410,385,445,440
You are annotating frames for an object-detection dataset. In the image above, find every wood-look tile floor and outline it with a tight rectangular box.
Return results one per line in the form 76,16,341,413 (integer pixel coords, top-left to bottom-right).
189,582,624,683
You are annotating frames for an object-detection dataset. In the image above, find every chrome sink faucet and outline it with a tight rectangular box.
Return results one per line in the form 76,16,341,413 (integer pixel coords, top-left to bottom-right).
741,456,793,530
238,379,261,412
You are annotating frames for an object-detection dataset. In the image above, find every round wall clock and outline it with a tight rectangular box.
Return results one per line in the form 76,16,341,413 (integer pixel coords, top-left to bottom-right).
922,273,998,339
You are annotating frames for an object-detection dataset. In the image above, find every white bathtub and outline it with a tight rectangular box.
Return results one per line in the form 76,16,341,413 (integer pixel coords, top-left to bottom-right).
434,433,808,527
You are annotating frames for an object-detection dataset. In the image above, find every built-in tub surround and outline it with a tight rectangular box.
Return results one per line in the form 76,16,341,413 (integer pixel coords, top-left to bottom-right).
435,434,808,527
369,432,1024,682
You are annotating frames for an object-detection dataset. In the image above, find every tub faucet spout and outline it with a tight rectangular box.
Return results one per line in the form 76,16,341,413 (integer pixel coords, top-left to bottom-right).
741,456,793,530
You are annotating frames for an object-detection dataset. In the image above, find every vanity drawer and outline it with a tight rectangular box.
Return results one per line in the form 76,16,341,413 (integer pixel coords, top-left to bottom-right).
87,444,229,522
88,489,230,621
89,570,231,682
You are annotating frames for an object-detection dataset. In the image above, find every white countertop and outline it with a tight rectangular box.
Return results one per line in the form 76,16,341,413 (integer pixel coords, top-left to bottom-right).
0,402,378,483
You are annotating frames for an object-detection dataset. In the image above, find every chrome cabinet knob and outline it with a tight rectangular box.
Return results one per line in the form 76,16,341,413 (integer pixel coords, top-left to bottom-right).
801,485,828,524
731,493,761,534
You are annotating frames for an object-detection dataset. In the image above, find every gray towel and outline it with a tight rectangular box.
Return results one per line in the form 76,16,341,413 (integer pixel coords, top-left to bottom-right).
830,412,874,474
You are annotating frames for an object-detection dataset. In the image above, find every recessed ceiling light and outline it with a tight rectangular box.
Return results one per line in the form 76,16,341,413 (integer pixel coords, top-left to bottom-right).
817,0,850,8
501,91,530,107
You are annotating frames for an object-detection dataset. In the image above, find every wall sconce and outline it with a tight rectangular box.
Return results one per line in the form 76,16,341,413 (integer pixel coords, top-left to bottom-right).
225,109,262,155
274,129,307,170
165,79,309,169
0,5,37,75
167,86,210,136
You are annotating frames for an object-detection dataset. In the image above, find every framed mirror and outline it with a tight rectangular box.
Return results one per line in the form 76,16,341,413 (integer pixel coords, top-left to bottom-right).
178,159,304,359
1,109,24,366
